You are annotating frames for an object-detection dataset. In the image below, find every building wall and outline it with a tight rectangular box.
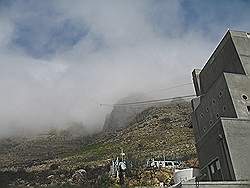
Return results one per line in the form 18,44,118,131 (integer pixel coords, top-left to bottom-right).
192,75,250,181
225,73,250,119
181,181,250,188
222,118,250,181
191,30,250,182
196,118,250,181
196,119,235,181
199,31,250,95
199,31,246,94
232,33,250,75
192,73,237,141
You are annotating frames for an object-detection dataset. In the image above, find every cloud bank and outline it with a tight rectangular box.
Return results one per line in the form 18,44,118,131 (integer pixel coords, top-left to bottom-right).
0,0,250,136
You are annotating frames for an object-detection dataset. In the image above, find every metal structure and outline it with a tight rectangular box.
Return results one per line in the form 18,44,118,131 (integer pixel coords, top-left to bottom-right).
110,149,127,185
191,30,250,181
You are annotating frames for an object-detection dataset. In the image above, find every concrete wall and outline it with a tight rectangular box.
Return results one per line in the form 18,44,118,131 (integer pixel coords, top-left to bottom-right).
199,31,245,94
198,30,250,95
196,119,235,181
191,73,237,141
192,73,250,141
222,118,250,181
232,32,250,75
181,181,250,188
174,168,200,184
225,73,250,119
195,118,250,182
191,30,250,183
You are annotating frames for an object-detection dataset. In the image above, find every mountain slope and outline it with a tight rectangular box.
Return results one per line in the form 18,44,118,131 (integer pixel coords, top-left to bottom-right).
0,101,197,187
90,101,195,161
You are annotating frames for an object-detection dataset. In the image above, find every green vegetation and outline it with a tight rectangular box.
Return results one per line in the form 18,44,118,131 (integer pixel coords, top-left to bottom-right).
0,101,197,187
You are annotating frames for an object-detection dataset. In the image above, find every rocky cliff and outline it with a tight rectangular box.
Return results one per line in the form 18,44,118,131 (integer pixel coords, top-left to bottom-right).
103,94,150,131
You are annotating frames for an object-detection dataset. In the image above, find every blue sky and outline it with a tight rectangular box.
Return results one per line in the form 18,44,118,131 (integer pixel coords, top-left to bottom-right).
1,0,250,59
0,0,250,135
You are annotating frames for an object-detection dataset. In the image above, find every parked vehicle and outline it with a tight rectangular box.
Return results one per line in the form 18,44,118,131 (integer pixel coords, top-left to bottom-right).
146,158,181,168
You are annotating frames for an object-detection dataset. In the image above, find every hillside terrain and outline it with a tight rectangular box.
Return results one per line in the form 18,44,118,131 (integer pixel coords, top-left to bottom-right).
0,101,197,187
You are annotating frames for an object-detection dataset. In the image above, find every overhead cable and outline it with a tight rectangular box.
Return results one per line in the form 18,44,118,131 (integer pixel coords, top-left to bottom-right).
144,82,193,94
100,94,196,107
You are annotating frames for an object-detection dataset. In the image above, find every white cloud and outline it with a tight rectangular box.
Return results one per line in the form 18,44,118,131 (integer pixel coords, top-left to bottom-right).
0,17,14,48
0,0,249,136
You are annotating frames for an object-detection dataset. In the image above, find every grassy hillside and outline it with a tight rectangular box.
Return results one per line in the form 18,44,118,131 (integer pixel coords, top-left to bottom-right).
0,101,197,187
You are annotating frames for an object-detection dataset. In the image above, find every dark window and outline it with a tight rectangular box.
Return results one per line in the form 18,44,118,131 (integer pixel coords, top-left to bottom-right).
210,164,215,174
209,159,223,181
246,32,250,38
174,162,179,165
216,160,221,170
166,162,173,166
219,91,223,98
212,99,216,104
247,106,250,112
242,94,248,100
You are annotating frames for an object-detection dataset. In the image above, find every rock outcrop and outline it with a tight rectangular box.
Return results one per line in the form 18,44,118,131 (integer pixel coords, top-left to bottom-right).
103,94,150,131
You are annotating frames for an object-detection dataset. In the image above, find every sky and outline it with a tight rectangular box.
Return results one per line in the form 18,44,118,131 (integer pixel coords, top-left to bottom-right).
0,0,250,136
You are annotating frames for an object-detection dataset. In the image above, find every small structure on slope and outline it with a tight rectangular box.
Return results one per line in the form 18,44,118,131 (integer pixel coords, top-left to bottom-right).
146,158,181,169
174,168,200,184
110,149,128,186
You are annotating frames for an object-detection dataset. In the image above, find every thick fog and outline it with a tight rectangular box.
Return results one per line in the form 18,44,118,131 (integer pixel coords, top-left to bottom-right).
0,0,250,136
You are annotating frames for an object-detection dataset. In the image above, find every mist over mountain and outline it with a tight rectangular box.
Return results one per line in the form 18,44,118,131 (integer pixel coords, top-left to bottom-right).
0,0,250,136
103,94,150,131
103,93,189,131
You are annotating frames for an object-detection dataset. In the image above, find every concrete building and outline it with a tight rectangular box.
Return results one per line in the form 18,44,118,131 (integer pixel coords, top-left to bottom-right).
191,30,250,182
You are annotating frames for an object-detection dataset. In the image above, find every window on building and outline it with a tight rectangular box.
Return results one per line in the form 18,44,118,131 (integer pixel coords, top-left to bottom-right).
247,106,250,112
216,113,220,118
210,165,215,174
209,159,223,181
246,32,250,38
174,162,179,166
166,162,173,166
212,99,216,104
242,94,248,100
219,91,223,98
216,160,221,170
